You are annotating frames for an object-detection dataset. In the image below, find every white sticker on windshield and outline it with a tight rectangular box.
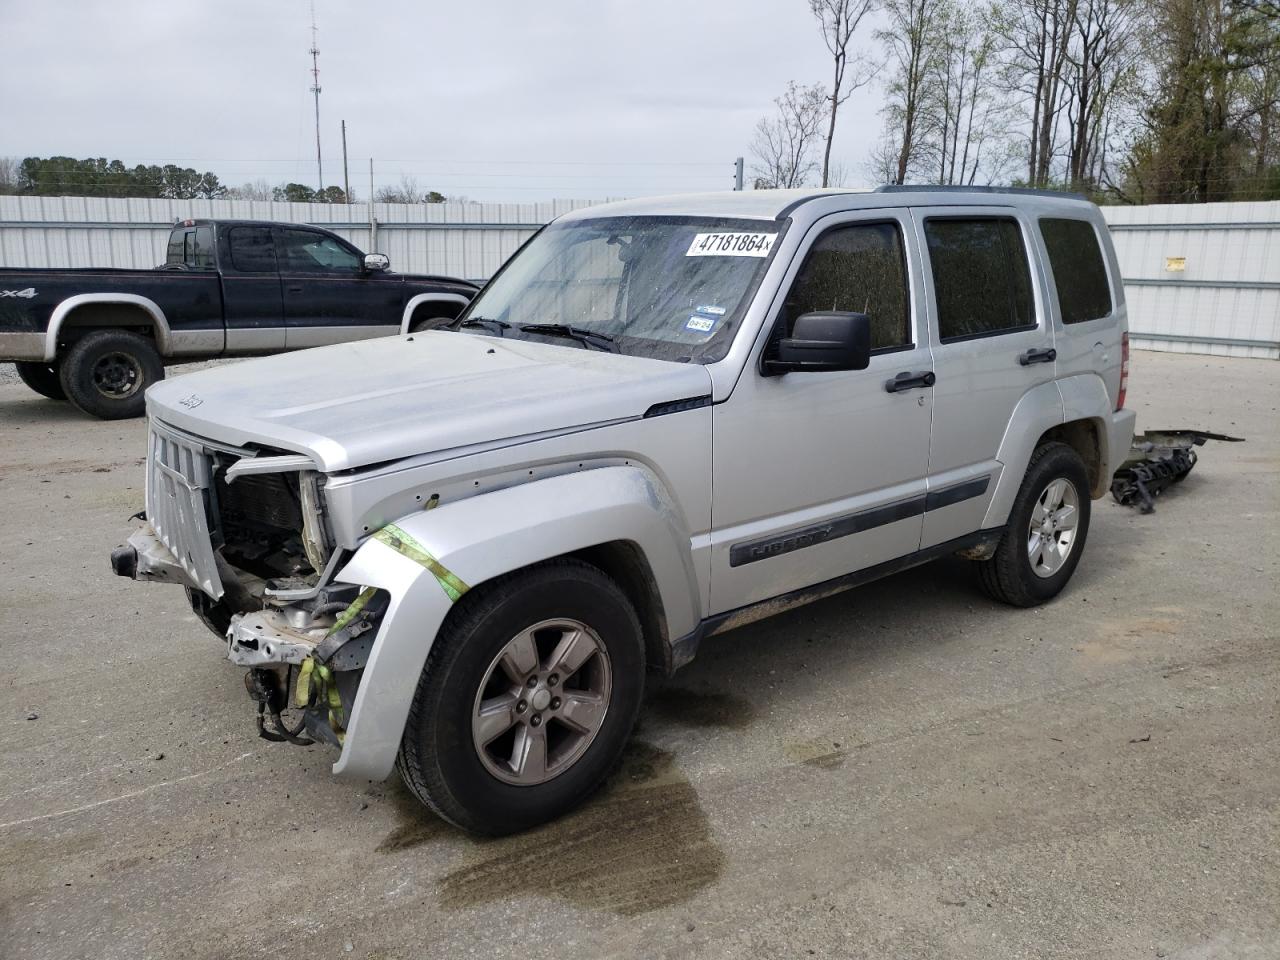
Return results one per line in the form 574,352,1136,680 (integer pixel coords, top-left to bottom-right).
686,232,777,258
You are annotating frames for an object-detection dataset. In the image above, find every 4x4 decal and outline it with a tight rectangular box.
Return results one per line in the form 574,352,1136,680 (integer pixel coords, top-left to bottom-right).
0,287,37,299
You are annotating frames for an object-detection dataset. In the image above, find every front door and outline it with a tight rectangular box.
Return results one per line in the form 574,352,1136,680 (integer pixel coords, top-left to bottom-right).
709,210,935,614
273,227,403,348
913,208,1058,548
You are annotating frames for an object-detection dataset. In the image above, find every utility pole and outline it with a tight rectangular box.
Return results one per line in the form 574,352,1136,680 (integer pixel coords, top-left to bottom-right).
369,158,377,251
733,157,744,191
341,120,351,203
309,1,323,193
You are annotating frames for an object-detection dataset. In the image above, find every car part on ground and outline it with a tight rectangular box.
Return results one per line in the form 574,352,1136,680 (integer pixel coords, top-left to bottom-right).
1110,429,1245,513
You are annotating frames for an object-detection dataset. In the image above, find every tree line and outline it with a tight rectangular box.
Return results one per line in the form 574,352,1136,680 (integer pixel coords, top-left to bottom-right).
0,156,455,204
751,0,1279,202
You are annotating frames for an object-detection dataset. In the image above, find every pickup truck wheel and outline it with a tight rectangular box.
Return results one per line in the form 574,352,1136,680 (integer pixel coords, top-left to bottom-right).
58,330,164,420
14,361,67,401
396,559,645,835
977,441,1091,607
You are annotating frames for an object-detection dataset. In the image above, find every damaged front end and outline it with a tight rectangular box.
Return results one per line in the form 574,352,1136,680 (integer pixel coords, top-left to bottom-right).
111,418,384,749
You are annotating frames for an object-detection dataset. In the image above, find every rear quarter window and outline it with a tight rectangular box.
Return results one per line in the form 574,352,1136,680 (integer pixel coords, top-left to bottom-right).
1039,217,1113,324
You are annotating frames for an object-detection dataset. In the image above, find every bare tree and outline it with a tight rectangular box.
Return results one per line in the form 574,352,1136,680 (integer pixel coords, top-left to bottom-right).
225,179,274,201
0,156,18,194
811,0,879,186
1062,0,1142,190
749,81,829,188
933,1,1017,184
375,175,423,204
992,0,1081,186
877,0,947,183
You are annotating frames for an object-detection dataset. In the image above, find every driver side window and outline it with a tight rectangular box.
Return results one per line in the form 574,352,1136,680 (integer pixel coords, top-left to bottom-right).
275,229,361,274
780,222,911,351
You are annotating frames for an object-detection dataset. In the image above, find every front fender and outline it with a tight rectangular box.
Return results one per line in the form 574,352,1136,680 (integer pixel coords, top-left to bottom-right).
330,465,700,781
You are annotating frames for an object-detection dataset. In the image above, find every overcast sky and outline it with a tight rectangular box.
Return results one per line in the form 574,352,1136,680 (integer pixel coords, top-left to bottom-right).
0,0,888,201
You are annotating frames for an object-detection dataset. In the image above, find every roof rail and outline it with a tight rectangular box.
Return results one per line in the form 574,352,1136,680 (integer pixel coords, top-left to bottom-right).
874,184,1090,202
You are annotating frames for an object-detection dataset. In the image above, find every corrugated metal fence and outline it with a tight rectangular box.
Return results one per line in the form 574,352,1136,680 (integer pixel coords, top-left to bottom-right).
2,194,1277,358
0,195,600,285
1103,201,1279,359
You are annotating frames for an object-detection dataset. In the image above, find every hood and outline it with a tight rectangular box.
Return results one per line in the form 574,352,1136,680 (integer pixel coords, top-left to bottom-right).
146,332,713,472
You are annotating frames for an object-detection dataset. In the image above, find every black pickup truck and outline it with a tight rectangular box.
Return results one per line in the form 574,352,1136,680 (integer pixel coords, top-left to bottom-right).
0,219,478,418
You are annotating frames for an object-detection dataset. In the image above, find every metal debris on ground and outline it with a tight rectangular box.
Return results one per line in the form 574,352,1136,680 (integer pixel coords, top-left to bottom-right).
1110,429,1245,513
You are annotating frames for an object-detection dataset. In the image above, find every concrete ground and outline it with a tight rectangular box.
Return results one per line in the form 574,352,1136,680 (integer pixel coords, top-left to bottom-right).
0,350,1276,960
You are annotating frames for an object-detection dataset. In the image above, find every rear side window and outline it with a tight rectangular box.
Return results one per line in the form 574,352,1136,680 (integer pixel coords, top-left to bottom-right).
192,225,215,270
781,221,911,351
924,218,1035,342
1040,217,1112,323
165,229,190,267
229,227,277,273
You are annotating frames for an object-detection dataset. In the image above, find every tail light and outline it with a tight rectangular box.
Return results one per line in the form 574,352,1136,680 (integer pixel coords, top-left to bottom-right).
1116,333,1129,410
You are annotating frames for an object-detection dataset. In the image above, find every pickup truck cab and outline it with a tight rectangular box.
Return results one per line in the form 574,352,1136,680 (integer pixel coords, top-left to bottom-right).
0,218,477,418
111,187,1136,835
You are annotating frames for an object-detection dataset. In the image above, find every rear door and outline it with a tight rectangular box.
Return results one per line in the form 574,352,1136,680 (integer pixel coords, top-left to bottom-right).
273,228,402,348
914,207,1058,547
220,225,286,353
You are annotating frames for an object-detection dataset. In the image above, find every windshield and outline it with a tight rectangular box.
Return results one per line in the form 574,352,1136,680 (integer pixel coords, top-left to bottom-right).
459,216,784,362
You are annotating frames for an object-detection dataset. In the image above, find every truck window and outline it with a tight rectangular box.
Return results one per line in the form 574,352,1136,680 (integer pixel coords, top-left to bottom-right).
780,221,911,351
229,227,277,273
1039,217,1112,324
192,224,216,270
165,229,191,268
276,229,361,273
924,217,1035,342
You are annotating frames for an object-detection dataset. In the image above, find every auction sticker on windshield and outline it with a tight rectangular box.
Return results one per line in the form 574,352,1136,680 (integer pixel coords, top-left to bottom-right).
686,232,777,257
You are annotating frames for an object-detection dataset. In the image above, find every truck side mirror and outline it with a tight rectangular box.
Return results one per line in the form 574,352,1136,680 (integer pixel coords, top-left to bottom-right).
764,311,871,374
364,253,390,272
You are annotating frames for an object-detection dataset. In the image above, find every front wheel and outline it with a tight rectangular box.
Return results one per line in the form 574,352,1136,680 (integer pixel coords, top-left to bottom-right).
58,329,164,420
14,361,67,401
396,560,645,835
976,441,1092,607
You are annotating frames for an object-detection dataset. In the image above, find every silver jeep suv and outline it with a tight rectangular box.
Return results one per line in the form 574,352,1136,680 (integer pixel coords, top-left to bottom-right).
112,186,1136,834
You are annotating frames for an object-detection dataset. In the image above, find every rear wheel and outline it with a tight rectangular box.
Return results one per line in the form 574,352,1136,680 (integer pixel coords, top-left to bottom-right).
396,560,645,835
14,361,66,401
976,441,1091,607
58,329,164,420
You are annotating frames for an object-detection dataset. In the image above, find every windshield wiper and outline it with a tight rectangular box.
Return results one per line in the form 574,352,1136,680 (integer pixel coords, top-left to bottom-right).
456,317,510,336
518,323,618,352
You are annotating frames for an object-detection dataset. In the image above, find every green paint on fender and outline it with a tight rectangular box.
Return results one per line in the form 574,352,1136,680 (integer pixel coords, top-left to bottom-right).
373,523,469,602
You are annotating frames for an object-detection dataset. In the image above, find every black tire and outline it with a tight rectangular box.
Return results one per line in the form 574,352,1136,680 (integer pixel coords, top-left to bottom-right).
410,315,457,334
14,361,67,401
977,441,1092,607
396,559,645,835
58,329,164,420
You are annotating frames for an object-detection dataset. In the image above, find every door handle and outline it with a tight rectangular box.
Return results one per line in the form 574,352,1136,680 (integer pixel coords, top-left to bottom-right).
1018,347,1057,365
884,370,936,393
286,285,303,294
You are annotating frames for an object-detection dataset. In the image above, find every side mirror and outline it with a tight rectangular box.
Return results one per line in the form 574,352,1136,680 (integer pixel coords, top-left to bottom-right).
363,253,390,272
765,311,871,374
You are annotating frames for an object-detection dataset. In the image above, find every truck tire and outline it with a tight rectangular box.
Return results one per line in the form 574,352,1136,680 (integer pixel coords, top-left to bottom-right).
976,441,1091,607
14,361,67,401
58,330,164,420
396,559,645,835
